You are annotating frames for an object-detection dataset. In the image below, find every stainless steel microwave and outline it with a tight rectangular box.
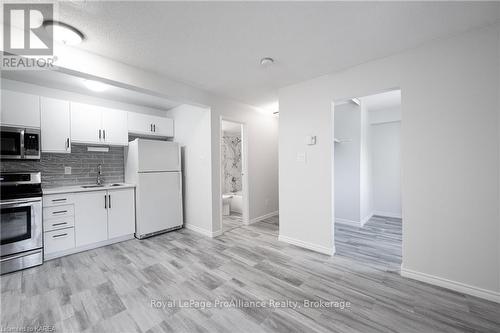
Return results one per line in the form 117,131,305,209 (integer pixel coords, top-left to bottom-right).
0,126,41,160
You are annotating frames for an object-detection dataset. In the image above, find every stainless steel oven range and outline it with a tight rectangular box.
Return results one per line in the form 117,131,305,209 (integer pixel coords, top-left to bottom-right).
1,172,43,274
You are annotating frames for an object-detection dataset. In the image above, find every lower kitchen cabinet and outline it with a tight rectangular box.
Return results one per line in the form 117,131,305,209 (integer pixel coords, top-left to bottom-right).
74,191,109,247
45,228,76,254
107,188,135,239
43,187,135,260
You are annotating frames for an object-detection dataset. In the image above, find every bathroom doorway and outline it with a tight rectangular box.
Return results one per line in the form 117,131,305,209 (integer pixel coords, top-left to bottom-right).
219,118,249,233
333,89,402,271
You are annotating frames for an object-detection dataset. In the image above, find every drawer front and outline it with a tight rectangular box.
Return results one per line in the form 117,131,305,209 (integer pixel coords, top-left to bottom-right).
44,228,75,254
43,204,74,220
43,216,75,232
43,194,74,207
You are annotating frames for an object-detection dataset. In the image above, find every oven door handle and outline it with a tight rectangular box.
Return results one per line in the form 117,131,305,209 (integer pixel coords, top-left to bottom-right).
0,198,42,207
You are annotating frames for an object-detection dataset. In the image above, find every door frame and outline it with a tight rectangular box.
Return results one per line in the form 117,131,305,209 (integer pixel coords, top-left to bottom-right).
219,116,250,232
332,87,403,267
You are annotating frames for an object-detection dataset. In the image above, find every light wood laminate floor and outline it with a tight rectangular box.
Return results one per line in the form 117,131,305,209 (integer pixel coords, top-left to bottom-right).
222,213,243,233
1,215,499,332
335,215,402,272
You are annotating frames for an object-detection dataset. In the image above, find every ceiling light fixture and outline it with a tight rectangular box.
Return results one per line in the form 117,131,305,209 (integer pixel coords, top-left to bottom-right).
83,80,109,92
260,57,274,66
43,20,84,45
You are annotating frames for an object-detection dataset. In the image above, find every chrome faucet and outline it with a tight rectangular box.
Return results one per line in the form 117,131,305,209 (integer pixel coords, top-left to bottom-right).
96,164,103,185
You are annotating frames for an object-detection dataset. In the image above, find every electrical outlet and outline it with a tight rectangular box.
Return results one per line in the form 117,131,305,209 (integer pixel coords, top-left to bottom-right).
64,166,72,175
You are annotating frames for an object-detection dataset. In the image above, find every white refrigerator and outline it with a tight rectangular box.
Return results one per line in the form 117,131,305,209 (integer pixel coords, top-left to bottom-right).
125,139,183,239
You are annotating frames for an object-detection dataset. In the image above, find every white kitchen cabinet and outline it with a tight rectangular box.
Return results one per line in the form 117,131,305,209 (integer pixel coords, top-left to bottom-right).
154,116,174,137
71,102,102,144
74,191,108,247
128,112,173,137
71,102,128,145
45,228,76,255
43,187,135,260
41,97,71,153
107,188,135,239
1,90,40,128
101,108,128,145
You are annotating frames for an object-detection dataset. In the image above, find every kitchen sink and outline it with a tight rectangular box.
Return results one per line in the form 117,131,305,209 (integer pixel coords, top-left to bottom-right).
81,184,105,188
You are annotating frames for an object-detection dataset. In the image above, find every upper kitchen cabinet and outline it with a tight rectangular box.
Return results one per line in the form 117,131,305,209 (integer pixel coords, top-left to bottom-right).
1,90,40,128
41,97,71,153
128,112,173,137
101,108,128,146
71,102,128,146
71,102,102,144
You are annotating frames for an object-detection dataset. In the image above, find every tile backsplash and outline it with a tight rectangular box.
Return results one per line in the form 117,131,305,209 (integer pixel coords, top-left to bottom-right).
0,144,124,188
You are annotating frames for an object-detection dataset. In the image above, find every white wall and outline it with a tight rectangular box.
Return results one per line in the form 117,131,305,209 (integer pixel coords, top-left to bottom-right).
334,103,361,223
166,104,213,236
359,101,373,225
371,119,401,218
279,25,500,299
369,106,401,124
211,107,279,230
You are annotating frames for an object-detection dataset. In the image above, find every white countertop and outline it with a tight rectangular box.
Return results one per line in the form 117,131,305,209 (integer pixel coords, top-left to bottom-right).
43,183,136,195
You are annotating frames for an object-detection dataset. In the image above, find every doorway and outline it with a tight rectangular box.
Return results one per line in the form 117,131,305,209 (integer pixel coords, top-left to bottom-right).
333,89,402,271
219,118,249,233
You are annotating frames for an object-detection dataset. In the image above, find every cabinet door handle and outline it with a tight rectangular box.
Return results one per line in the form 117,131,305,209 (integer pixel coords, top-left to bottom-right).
66,138,70,150
108,194,111,208
153,124,156,132
52,210,67,215
103,129,106,140
150,124,153,132
105,195,107,209
99,129,102,140
52,222,67,227
53,233,68,239
51,198,66,203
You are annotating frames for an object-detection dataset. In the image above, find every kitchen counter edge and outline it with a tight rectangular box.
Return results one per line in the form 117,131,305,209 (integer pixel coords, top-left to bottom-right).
43,184,136,195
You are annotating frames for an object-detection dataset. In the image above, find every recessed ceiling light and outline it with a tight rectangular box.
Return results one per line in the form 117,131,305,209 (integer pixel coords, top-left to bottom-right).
83,80,109,92
43,20,84,45
260,57,274,66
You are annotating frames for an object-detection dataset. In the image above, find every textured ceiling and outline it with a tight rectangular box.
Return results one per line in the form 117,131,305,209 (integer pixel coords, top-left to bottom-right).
56,1,500,108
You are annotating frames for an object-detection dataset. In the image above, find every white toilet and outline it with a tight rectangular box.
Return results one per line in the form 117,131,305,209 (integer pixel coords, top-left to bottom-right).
222,194,233,216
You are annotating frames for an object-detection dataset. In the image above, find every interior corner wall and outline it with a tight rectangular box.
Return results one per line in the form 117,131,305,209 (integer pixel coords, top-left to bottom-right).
279,25,500,296
370,108,402,218
166,104,213,235
334,103,361,223
359,101,373,225
209,102,279,232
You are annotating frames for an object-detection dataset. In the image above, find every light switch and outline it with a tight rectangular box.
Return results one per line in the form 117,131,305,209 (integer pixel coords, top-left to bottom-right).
306,135,316,145
296,152,306,163
64,166,71,175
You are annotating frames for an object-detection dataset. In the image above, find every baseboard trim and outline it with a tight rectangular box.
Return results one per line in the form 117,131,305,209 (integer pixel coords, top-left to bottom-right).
401,267,500,303
184,224,222,238
373,210,402,219
278,234,335,255
335,218,361,227
360,212,373,226
248,210,279,225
